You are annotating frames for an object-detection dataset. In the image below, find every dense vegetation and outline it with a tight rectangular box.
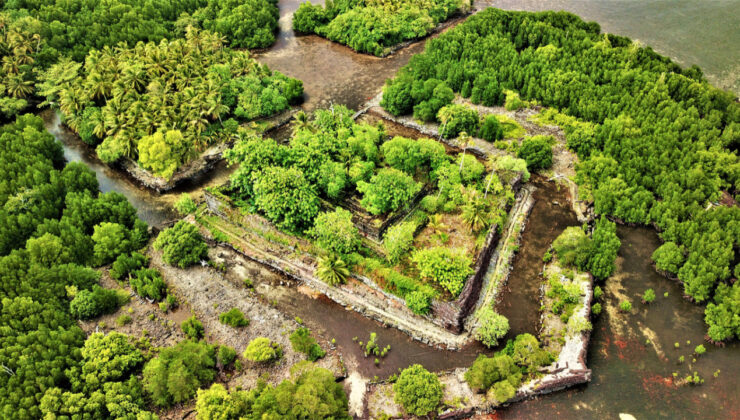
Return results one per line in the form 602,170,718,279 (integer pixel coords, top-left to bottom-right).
0,1,281,119
293,0,470,56
195,362,349,419
2,0,279,60
38,29,301,179
381,8,739,340
224,105,522,312
465,333,553,403
394,364,443,416
0,115,153,418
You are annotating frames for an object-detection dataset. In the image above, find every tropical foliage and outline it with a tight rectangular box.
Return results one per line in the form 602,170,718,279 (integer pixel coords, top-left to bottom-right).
293,0,470,56
195,363,349,419
0,115,152,418
38,28,301,178
380,8,739,339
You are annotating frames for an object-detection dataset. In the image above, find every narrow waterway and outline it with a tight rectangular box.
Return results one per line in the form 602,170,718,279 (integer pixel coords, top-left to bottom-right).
497,178,580,339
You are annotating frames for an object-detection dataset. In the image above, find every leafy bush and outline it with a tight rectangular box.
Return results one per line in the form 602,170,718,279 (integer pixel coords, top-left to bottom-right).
181,316,205,339
243,337,282,363
552,227,591,268
308,209,360,256
130,268,167,301
92,222,133,266
110,252,148,281
217,345,237,367
479,115,504,142
619,301,632,312
464,353,521,393
394,364,443,417
592,302,602,315
652,242,685,274
252,166,320,232
704,282,739,342
154,221,208,268
405,289,433,315
412,247,473,297
642,288,656,304
475,307,510,348
517,135,553,170
143,340,216,407
219,308,250,328
383,221,417,263
438,104,480,139
494,155,530,182
69,285,122,320
289,327,326,361
357,168,421,215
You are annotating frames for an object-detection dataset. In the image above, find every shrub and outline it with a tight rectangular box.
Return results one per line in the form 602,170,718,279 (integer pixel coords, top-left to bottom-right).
475,308,510,348
113,313,133,327
130,268,167,301
504,90,526,111
405,289,433,315
394,364,443,417
110,252,148,281
357,168,421,215
552,227,592,268
181,315,205,339
175,193,197,215
290,327,326,361
494,155,530,182
143,340,216,407
383,221,417,263
412,247,473,297
438,104,480,139
219,308,250,328
457,154,486,184
92,222,132,265
517,135,553,170
69,285,122,320
252,166,321,232
594,286,603,300
592,302,602,315
243,337,282,363
619,301,632,312
308,208,361,256
512,333,552,371
464,353,520,393
478,115,504,142
217,345,237,367
652,242,685,274
643,288,656,304
154,220,208,268
694,344,706,356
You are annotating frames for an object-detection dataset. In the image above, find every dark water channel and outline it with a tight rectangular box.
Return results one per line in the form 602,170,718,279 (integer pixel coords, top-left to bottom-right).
47,0,740,416
497,178,580,340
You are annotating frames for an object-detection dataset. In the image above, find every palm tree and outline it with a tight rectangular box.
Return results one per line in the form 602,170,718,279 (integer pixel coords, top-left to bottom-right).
316,254,350,286
428,214,447,237
484,157,503,200
457,131,473,173
437,106,454,140
461,189,489,233
292,110,315,135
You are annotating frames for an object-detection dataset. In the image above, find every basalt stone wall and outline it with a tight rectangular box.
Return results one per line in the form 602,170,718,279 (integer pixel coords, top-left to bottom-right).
430,225,501,333
341,185,431,241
